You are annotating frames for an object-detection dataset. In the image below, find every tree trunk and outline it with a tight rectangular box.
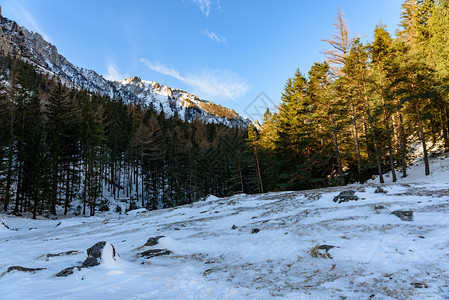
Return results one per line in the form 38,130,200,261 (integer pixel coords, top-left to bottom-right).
350,102,362,174
51,156,59,215
362,84,384,183
238,157,244,193
408,79,430,176
64,164,70,215
328,112,345,186
377,66,397,182
254,147,264,193
393,89,407,177
441,108,449,152
361,111,371,162
415,98,430,175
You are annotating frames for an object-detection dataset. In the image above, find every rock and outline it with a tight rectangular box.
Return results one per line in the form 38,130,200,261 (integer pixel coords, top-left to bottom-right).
82,256,100,268
309,244,337,259
7,266,46,273
318,244,335,252
144,236,165,246
231,225,238,230
47,250,79,258
374,186,387,194
251,228,260,234
1,220,18,231
86,241,106,258
139,249,172,258
333,190,359,203
81,241,119,267
411,282,428,288
55,267,78,277
98,202,110,212
162,85,174,98
391,210,414,221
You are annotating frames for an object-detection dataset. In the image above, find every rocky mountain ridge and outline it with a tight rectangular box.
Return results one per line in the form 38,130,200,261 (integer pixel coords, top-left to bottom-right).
0,10,249,127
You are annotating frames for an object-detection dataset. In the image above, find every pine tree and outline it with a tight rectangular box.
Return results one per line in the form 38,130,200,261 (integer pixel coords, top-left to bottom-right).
247,123,264,193
46,81,75,215
322,8,356,77
307,62,345,186
371,25,397,182
344,40,385,183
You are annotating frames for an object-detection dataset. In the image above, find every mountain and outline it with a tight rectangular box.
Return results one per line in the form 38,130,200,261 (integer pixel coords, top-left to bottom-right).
0,10,249,128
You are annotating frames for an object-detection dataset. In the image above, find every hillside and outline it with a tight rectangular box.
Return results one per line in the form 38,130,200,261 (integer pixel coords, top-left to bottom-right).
1,154,449,299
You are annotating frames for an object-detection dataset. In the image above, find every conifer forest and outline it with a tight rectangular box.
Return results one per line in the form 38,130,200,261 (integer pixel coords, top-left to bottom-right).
1,0,449,218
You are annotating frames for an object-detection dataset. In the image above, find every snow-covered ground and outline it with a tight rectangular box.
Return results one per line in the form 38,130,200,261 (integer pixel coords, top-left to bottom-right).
1,155,449,299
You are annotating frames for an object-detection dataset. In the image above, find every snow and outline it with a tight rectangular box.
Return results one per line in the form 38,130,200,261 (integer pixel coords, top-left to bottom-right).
1,155,449,299
204,194,221,202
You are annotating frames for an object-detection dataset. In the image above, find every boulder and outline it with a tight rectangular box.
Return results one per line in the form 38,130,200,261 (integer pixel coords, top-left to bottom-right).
144,236,165,247
55,267,78,277
333,190,359,203
251,228,260,234
391,210,414,221
56,241,119,276
81,241,119,267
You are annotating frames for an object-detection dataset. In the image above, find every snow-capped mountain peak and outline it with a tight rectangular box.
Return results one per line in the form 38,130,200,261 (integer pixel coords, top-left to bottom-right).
0,11,249,128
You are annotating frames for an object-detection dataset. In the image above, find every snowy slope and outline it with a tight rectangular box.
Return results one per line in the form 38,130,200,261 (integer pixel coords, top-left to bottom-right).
1,155,449,299
0,14,249,128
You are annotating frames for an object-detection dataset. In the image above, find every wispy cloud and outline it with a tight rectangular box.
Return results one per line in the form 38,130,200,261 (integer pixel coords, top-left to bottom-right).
141,58,251,100
192,0,212,16
104,62,125,81
202,29,226,44
6,3,52,42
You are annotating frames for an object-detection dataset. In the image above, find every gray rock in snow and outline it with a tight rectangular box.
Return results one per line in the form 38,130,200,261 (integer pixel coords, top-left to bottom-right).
144,236,165,247
391,210,414,221
6,266,46,273
55,266,79,277
81,241,119,267
55,242,118,276
333,190,359,203
318,244,335,252
139,249,172,258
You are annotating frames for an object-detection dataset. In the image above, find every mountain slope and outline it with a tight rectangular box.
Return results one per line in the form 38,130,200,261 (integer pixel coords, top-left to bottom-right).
1,154,449,299
0,12,249,127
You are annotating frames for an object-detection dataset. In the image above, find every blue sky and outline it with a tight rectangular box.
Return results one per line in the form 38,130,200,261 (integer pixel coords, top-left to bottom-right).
1,0,403,119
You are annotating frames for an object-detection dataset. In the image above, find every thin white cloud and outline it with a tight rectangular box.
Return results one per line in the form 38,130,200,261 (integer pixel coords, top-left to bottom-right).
6,3,52,42
104,62,125,81
192,0,212,16
202,29,226,44
141,58,251,100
